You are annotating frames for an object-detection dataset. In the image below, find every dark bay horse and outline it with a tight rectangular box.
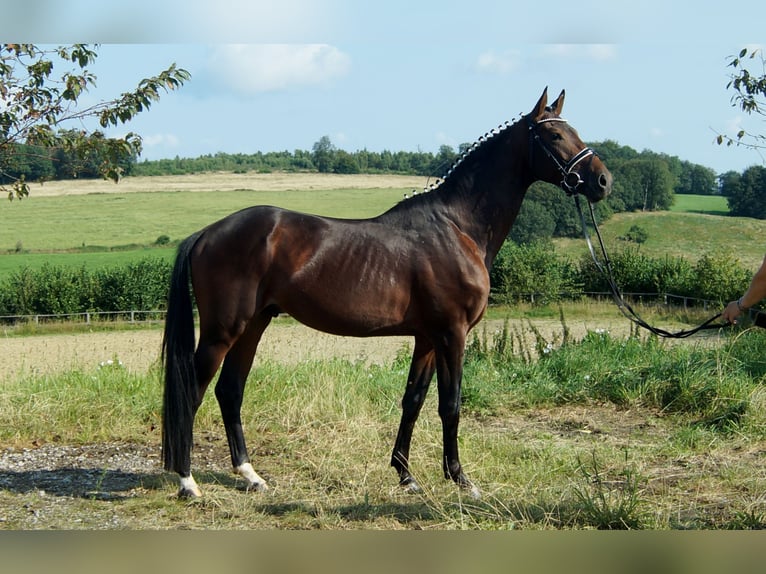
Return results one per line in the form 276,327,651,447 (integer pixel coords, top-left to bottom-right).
162,88,612,498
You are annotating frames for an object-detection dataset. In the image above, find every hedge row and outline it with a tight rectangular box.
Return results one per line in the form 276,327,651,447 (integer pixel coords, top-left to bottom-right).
0,258,172,317
0,246,755,318
491,242,753,306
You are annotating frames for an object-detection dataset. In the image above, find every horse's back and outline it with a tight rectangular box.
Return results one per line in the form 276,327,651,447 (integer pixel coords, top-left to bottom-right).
189,203,490,338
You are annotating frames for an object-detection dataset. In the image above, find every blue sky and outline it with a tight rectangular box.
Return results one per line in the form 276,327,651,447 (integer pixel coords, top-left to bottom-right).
4,0,766,174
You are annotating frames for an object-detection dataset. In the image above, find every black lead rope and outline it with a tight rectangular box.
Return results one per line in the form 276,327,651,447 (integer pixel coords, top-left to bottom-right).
573,194,730,338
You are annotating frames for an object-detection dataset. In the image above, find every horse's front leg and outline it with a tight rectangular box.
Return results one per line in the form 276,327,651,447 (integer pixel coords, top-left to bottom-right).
435,334,481,499
391,337,435,493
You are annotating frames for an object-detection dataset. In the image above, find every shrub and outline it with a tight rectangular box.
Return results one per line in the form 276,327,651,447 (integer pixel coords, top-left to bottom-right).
622,224,648,244
490,241,580,304
0,257,172,317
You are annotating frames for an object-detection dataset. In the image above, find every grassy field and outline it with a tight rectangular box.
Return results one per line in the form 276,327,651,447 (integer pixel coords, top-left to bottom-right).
554,193,764,272
554,209,766,271
1,177,765,530
4,183,762,278
0,174,421,275
669,193,729,215
1,317,764,530
0,188,408,252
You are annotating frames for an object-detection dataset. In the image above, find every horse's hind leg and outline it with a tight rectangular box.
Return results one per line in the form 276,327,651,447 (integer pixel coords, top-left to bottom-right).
214,312,273,492
175,338,230,498
391,337,435,492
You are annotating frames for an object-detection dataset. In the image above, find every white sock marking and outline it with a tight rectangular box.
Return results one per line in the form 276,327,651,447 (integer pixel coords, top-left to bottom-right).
235,462,268,491
178,474,202,497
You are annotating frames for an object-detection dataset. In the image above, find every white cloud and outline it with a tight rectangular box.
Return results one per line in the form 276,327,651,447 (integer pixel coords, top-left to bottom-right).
434,131,457,148
209,44,351,95
142,133,180,148
474,50,522,75
541,44,618,62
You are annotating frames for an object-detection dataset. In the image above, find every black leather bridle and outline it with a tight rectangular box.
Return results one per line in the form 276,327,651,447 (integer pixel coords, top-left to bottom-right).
529,115,729,338
528,117,596,196
572,194,728,338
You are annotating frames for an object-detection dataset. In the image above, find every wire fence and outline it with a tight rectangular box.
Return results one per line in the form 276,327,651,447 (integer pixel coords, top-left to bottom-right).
0,292,725,326
0,310,169,325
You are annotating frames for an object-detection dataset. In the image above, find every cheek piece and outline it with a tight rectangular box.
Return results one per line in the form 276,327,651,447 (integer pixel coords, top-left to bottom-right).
527,117,596,196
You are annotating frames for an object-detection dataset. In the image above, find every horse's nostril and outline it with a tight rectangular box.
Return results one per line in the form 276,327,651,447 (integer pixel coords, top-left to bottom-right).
599,173,609,189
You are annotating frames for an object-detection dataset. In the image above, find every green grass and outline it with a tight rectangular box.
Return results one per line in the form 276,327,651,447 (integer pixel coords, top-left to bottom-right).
0,247,176,276
0,186,408,276
1,184,760,277
1,320,764,529
670,193,729,215
554,210,766,271
0,188,406,253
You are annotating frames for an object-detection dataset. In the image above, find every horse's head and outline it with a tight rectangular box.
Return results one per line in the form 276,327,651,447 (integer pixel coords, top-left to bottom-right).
525,87,612,202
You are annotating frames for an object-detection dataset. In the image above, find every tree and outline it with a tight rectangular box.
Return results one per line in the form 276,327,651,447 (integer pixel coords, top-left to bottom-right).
726,165,766,218
719,170,742,197
675,162,718,195
509,199,556,244
332,150,359,174
0,44,190,199
717,48,766,157
613,158,675,211
312,135,335,173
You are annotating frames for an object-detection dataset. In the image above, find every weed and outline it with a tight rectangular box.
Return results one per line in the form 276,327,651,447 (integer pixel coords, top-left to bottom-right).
572,450,647,529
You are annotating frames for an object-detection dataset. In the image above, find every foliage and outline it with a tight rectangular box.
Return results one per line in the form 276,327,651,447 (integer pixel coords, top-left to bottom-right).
312,135,335,173
611,158,675,211
0,258,171,317
691,251,754,303
576,246,751,303
0,44,190,199
0,243,753,318
723,165,766,218
490,241,581,304
674,163,718,195
717,47,766,153
621,224,648,244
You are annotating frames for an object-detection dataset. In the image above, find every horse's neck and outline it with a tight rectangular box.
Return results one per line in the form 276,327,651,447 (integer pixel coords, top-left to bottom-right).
437,141,532,268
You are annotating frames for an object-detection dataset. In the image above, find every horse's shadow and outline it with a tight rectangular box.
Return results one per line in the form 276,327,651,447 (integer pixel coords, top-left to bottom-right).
0,468,169,500
0,467,509,527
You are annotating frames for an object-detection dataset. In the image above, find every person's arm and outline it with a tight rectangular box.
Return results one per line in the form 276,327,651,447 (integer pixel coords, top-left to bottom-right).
722,254,766,323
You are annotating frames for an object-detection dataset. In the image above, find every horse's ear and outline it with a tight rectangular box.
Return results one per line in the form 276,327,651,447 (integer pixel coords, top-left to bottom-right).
531,87,549,119
550,89,566,116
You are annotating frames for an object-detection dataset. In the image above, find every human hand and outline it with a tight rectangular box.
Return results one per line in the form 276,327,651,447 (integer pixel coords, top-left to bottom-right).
722,300,743,324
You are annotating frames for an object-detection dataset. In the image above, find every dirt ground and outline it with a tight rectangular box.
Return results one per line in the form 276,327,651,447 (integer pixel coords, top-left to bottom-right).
0,318,636,379
27,172,428,197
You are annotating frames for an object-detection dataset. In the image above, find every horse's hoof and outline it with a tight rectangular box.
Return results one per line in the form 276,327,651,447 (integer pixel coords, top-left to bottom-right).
399,477,423,494
454,474,481,499
244,480,269,493
236,463,269,493
464,483,481,500
177,486,202,499
177,475,202,498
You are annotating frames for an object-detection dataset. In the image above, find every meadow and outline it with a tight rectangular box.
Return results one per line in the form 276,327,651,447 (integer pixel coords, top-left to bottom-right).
554,201,765,270
3,177,764,276
1,175,764,530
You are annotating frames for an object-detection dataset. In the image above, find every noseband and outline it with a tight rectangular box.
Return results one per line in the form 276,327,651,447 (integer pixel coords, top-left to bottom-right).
528,117,596,196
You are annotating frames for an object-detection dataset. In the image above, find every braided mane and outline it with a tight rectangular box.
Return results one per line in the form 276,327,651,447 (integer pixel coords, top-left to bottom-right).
401,118,518,203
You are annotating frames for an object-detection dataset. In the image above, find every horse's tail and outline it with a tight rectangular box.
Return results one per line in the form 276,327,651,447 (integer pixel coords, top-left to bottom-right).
161,231,202,473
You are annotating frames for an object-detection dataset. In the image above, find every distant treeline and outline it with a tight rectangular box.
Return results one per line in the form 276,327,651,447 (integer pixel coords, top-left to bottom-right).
5,135,765,237
0,247,754,319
